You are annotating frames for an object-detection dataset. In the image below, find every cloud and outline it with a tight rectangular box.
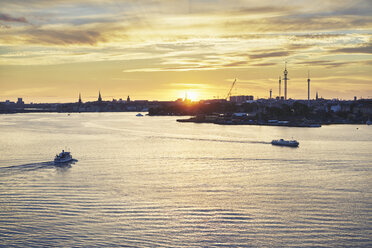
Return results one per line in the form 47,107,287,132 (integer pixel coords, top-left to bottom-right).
223,61,247,67
232,6,295,15
224,13,372,33
25,28,106,45
0,21,127,46
0,0,371,72
0,13,27,23
223,60,277,68
290,34,345,40
331,43,372,54
252,62,277,67
295,60,358,68
249,51,292,59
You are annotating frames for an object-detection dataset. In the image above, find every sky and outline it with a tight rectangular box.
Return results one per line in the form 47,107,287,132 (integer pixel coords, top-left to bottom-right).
0,0,371,103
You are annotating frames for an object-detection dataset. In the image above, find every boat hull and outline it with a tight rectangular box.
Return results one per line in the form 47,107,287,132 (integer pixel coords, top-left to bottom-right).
271,140,299,147
54,157,73,163
271,143,299,147
54,150,73,163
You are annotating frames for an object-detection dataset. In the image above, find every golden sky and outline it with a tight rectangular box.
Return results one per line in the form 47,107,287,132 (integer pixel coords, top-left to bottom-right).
0,0,371,102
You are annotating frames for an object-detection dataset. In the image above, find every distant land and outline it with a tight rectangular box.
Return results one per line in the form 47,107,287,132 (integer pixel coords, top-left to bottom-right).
1,94,371,127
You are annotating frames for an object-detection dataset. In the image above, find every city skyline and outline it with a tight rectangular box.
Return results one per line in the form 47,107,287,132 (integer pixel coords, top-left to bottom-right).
1,0,371,102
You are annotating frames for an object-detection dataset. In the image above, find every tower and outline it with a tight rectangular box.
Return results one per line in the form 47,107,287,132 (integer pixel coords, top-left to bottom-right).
279,76,281,98
283,62,288,100
316,91,318,101
78,93,82,104
307,71,310,106
270,89,272,99
98,91,102,102
127,95,130,102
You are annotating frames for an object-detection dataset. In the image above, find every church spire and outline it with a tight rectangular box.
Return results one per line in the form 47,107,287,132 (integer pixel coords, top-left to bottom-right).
98,90,102,102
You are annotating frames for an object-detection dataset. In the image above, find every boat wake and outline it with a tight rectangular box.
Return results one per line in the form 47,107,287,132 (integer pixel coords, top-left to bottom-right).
0,159,78,176
150,136,271,144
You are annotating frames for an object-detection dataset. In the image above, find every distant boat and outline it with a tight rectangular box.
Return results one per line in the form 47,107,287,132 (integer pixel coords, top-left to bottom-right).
54,150,73,163
136,113,144,117
271,139,299,147
309,123,321,127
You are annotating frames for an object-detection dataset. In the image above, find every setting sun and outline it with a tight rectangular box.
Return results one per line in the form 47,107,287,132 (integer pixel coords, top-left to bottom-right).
185,91,198,101
178,91,199,102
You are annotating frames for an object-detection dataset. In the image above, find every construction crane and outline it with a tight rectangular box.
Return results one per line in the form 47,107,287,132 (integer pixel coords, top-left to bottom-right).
226,78,237,100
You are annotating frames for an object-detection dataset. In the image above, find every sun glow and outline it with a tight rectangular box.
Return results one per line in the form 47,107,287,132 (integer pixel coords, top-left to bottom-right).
183,91,199,101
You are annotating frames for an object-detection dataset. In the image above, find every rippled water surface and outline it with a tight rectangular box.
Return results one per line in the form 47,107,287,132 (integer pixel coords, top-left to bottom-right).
1,113,371,247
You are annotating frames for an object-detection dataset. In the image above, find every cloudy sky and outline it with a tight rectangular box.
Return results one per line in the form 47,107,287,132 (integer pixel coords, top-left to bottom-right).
0,0,371,102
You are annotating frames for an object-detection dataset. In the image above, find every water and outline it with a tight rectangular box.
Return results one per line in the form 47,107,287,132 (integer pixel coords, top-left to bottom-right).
0,113,371,247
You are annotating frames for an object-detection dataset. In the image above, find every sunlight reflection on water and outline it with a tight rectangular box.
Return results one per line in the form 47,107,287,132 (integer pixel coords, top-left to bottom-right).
0,113,371,247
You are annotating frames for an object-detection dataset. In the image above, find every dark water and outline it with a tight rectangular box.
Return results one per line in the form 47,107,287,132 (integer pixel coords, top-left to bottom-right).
0,113,371,247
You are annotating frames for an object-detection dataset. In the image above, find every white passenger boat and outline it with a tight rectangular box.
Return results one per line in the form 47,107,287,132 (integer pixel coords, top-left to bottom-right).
271,139,299,147
54,150,73,163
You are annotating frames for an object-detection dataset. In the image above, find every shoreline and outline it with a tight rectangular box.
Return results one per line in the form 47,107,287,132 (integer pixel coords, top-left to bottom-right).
176,117,368,127
0,111,369,126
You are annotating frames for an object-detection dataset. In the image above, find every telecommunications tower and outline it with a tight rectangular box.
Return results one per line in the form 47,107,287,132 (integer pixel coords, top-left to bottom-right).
284,62,288,100
307,71,310,106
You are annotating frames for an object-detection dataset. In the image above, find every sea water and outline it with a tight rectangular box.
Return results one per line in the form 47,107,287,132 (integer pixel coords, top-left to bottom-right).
0,113,371,247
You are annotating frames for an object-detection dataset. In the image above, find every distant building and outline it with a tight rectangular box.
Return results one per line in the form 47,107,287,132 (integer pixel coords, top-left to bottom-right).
78,93,82,104
17,98,24,105
330,104,342,112
200,99,227,104
230,95,254,103
127,95,130,102
134,100,148,104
